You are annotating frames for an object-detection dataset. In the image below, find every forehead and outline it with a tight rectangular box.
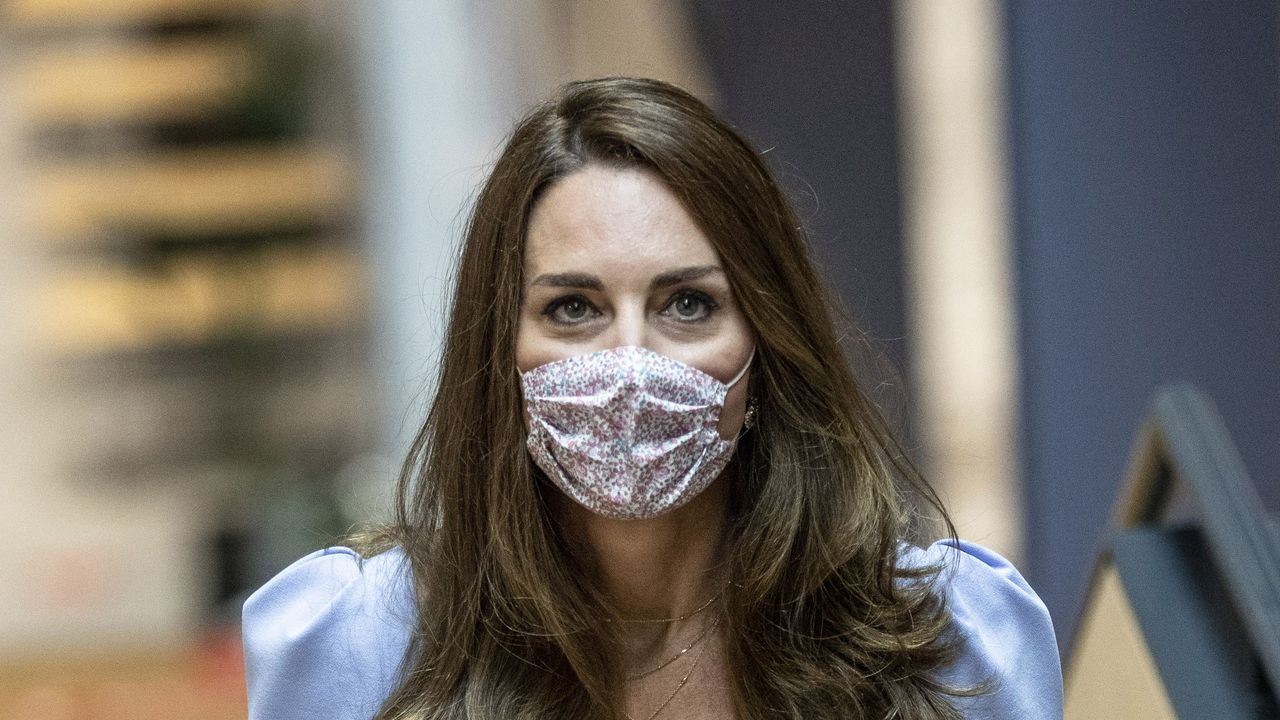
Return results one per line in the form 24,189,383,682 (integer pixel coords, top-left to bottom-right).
524,165,720,277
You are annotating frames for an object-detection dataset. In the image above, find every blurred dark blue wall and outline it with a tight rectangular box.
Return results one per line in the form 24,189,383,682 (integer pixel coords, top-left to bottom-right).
686,2,908,373
1005,1,1280,645
690,0,1280,652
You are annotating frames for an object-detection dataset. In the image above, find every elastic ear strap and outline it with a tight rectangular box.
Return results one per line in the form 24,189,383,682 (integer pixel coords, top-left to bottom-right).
726,346,756,389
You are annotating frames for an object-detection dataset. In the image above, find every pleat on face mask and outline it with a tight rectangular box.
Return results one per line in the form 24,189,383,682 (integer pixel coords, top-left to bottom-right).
520,345,753,520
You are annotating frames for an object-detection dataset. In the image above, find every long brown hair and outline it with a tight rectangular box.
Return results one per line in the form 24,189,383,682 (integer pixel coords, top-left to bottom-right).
354,77,974,719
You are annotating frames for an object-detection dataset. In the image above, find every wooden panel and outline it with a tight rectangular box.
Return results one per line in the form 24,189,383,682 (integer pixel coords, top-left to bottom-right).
39,245,364,354
1065,565,1176,720
17,38,252,126
31,146,350,240
5,0,296,28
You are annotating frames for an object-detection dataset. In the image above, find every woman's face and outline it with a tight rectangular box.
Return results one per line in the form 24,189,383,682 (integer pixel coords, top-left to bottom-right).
516,164,755,440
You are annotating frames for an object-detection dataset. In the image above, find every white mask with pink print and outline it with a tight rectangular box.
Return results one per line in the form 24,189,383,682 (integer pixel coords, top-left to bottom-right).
520,345,754,520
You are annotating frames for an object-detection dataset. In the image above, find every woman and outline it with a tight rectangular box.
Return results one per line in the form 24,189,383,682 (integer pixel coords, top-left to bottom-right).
243,77,1061,719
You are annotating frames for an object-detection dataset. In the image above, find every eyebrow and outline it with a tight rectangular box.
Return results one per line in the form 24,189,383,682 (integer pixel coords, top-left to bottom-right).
528,265,723,291
529,272,603,290
651,265,722,289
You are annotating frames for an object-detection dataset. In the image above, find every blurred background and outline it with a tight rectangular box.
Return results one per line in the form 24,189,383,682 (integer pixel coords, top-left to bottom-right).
0,1,1275,717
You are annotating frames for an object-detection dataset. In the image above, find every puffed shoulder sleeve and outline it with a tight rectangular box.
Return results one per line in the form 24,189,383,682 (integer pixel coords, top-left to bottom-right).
242,546,417,720
909,539,1064,719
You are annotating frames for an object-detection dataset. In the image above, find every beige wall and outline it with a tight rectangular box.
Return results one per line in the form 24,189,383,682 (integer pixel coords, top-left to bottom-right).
895,0,1022,562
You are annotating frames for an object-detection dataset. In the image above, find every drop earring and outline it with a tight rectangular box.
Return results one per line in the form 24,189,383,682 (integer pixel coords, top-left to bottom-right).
743,397,758,429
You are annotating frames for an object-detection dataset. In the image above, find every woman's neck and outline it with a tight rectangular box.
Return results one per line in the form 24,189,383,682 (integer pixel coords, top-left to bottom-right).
558,475,731,659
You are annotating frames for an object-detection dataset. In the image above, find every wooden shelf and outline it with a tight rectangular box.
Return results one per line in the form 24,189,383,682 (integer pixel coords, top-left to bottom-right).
5,0,298,29
39,244,365,354
31,146,351,241
17,38,253,127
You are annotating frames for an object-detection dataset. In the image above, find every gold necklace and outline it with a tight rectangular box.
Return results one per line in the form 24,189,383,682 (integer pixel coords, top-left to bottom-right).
625,613,719,681
604,592,720,625
623,620,715,720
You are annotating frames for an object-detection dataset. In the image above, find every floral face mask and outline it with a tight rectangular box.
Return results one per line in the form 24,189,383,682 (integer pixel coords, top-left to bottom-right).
520,345,753,520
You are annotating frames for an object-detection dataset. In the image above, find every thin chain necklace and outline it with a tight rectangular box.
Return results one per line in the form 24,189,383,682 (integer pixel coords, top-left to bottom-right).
622,616,717,720
624,612,719,681
603,592,719,624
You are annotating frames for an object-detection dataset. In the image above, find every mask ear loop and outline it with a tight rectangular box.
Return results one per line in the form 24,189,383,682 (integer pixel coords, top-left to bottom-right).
725,346,756,389
726,347,758,442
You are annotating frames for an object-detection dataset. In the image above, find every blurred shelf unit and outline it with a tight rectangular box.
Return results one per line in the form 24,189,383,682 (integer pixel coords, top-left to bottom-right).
40,243,364,354
10,0,374,471
32,146,350,242
58,347,375,476
3,0,371,670
17,37,255,127
11,0,362,355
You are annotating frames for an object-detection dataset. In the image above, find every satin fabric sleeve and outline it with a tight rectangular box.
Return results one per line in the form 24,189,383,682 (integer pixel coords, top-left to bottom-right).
909,539,1065,719
241,546,417,720
243,541,1060,719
